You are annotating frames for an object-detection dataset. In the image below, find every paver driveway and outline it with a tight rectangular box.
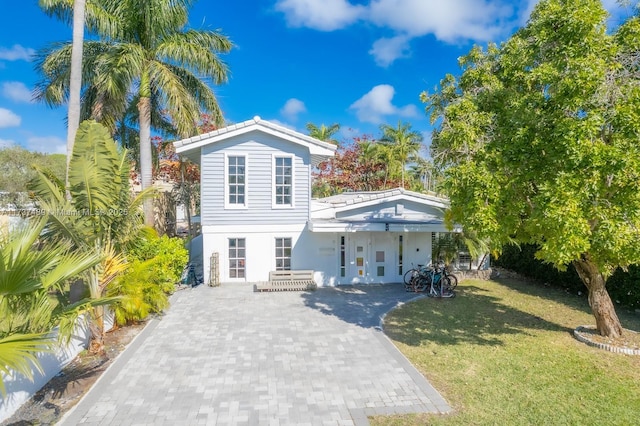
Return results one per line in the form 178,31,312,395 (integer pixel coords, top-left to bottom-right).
60,283,450,425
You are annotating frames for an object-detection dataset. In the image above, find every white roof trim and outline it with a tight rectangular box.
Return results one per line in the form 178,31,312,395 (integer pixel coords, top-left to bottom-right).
315,188,449,214
174,116,337,158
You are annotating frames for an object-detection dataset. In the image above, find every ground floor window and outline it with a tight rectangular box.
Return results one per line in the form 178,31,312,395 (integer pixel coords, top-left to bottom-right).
275,237,292,270
229,238,245,278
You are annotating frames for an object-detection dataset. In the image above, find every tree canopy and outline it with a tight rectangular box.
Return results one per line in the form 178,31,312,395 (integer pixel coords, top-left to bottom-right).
422,0,640,337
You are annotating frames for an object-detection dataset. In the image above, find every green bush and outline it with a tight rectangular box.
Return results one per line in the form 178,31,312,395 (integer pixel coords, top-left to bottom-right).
128,234,188,282
107,234,188,325
107,259,173,325
494,244,640,309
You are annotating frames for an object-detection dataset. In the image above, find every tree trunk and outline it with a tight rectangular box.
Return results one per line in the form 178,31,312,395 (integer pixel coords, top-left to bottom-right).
572,255,623,338
138,94,154,228
66,0,86,188
88,305,105,355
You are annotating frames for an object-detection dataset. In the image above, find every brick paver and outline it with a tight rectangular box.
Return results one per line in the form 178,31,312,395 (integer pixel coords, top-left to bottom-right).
59,284,451,425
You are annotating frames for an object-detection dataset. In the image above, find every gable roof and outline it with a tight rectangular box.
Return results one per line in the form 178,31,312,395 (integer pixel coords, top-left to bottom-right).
173,116,337,166
310,188,454,233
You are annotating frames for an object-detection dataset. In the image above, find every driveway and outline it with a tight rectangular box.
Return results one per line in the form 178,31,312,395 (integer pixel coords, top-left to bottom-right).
59,284,450,425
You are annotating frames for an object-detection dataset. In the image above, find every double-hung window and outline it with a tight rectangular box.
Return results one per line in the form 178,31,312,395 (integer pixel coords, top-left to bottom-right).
226,154,246,208
275,237,292,270
273,156,293,207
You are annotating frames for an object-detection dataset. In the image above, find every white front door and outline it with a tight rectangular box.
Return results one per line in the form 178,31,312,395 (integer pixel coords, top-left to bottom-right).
347,233,399,284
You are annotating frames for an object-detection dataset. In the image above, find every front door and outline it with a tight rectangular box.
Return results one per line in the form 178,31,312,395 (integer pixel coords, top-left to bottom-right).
347,233,399,284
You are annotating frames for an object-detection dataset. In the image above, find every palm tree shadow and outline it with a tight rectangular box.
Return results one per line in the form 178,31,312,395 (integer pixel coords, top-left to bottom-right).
384,284,575,347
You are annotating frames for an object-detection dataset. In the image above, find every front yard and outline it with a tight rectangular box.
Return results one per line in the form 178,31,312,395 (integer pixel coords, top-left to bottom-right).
376,277,640,425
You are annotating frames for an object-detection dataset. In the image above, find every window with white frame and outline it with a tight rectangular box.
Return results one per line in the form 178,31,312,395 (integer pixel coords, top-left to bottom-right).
227,155,246,207
275,237,292,270
274,156,293,206
228,238,246,278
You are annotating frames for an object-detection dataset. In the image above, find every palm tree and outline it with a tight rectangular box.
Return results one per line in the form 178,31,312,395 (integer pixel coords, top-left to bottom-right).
306,123,341,144
379,120,424,188
0,217,101,394
35,0,232,227
30,120,151,353
409,157,436,192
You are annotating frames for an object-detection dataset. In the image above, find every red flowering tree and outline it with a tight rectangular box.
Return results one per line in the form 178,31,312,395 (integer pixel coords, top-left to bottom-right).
312,135,402,197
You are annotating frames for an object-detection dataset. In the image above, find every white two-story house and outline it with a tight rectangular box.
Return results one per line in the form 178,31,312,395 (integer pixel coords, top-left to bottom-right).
174,116,457,286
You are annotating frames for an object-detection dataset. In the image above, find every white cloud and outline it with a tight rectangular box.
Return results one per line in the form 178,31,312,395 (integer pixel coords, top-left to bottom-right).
0,138,15,149
275,0,365,31
0,108,21,127
368,0,513,43
0,44,35,61
2,81,34,103
349,84,419,124
280,98,307,122
369,35,411,67
25,136,66,154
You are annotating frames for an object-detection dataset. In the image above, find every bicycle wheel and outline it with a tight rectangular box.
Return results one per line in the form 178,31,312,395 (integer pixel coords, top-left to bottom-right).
446,273,458,289
440,276,456,298
404,269,418,286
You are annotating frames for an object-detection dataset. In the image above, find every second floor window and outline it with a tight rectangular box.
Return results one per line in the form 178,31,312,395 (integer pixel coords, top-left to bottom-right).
228,155,246,206
274,156,292,206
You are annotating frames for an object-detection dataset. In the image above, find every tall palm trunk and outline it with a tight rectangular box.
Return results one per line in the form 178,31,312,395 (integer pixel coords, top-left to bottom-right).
138,72,154,227
66,0,85,185
573,255,623,338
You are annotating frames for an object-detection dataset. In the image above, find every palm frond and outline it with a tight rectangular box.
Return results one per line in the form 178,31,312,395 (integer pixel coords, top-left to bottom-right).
0,333,53,396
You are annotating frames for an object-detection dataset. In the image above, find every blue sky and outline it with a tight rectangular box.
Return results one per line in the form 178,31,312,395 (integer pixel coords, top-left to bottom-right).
0,0,636,155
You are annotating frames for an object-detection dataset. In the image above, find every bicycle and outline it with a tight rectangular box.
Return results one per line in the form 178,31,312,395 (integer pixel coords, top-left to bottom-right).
404,262,455,298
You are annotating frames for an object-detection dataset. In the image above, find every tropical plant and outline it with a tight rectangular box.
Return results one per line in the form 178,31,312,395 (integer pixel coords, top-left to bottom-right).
35,0,233,227
379,120,424,188
306,122,341,144
422,0,640,337
107,233,186,326
30,120,151,353
106,259,172,326
0,217,101,395
312,135,401,196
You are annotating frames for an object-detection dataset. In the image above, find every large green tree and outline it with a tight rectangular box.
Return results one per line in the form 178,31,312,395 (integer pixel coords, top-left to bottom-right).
423,0,640,337
35,0,232,227
0,147,65,207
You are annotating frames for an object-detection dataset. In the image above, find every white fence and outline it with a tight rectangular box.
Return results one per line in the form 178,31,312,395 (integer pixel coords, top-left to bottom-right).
0,312,114,422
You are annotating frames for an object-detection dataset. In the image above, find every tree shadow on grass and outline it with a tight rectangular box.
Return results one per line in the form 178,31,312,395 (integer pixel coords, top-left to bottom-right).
491,275,640,330
300,283,422,329
383,284,575,348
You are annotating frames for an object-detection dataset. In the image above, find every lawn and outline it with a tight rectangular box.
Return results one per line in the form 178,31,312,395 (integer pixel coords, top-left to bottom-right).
375,277,640,425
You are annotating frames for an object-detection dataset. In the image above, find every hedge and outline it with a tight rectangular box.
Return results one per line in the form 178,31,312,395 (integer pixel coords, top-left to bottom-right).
494,244,640,310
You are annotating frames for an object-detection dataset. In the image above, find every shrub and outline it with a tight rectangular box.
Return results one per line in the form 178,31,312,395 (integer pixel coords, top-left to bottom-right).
495,244,640,310
128,234,188,283
107,259,173,325
107,234,188,325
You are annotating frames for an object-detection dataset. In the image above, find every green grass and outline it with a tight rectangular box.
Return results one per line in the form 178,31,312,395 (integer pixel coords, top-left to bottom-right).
374,278,640,426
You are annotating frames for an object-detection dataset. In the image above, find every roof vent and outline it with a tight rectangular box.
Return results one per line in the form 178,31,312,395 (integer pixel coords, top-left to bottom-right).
396,203,404,216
